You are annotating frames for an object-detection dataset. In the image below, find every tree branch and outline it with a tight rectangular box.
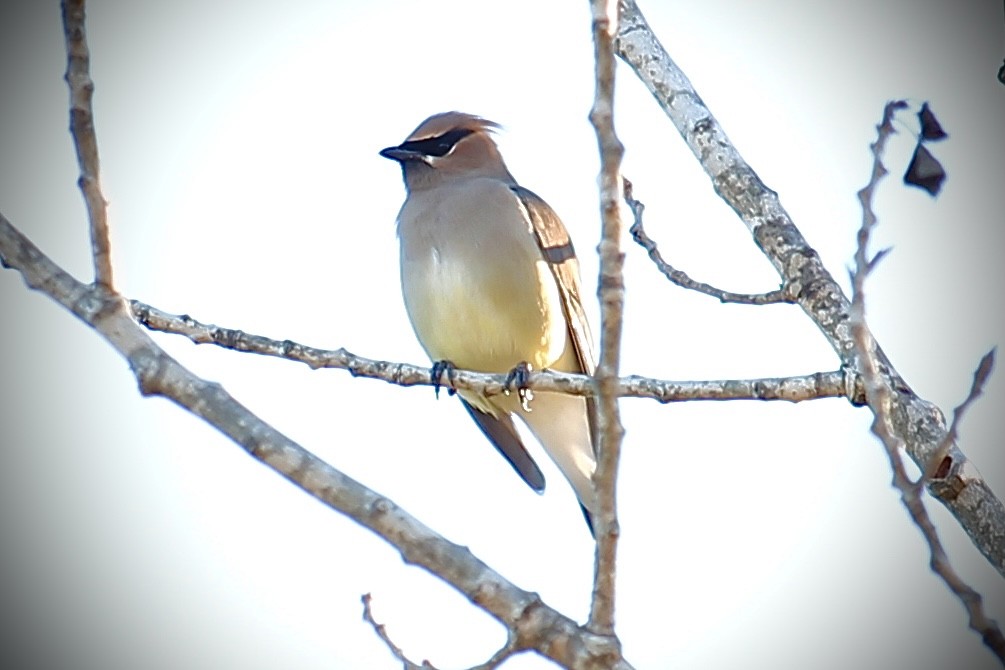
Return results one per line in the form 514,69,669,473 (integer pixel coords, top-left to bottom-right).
614,0,1005,579
850,102,1005,662
61,0,113,289
361,594,434,670
132,301,853,401
924,348,997,482
588,0,628,640
624,178,796,305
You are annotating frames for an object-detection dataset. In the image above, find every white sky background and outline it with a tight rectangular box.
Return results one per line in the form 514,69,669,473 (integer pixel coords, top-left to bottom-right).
1,0,1003,668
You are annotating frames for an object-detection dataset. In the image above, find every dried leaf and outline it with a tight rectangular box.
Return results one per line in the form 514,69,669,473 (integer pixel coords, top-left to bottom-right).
904,143,946,196
918,102,948,141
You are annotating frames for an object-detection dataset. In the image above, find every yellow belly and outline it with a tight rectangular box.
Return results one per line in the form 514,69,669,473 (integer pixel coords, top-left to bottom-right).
398,177,571,374
402,248,567,372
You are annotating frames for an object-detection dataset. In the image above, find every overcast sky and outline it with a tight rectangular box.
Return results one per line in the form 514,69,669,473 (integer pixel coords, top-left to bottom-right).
2,1,1003,668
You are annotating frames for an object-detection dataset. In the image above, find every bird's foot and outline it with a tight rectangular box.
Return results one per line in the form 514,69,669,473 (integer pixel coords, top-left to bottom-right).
504,361,535,412
430,360,458,399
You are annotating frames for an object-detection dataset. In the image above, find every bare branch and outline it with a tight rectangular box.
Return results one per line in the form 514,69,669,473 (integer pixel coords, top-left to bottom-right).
588,0,627,639
617,368,859,404
924,348,997,481
624,178,795,305
850,102,1005,663
0,212,636,670
60,0,113,288
131,299,853,405
362,592,530,669
361,594,432,670
615,0,876,365
465,637,522,670
615,0,1005,578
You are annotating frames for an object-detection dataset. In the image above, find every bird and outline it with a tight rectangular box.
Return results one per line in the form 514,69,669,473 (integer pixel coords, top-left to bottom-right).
380,111,599,534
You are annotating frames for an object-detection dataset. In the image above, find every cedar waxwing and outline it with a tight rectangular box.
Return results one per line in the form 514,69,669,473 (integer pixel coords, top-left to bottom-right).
380,112,599,534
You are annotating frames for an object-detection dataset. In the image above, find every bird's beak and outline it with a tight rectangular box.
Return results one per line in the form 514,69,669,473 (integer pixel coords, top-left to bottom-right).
379,145,424,162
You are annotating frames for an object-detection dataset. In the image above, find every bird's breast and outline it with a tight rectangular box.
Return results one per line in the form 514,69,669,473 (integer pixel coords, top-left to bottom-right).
398,183,568,373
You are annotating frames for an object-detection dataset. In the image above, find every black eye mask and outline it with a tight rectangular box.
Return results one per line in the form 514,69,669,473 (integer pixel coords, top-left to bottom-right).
397,128,474,157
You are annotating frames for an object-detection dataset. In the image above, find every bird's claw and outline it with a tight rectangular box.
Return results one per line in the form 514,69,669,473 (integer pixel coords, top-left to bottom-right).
431,360,458,398
504,361,534,412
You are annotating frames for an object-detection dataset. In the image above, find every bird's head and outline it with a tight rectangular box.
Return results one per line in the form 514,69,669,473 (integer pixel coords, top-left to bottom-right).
380,111,514,190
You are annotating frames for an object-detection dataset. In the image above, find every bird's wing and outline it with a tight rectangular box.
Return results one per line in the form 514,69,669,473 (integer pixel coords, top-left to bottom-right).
461,398,546,492
511,186,599,451
512,186,597,375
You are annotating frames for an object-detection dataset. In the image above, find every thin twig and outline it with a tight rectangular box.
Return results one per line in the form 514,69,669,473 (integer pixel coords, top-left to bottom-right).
361,594,432,670
587,0,626,642
130,299,854,404
361,593,543,670
61,0,113,289
850,102,1005,662
465,632,522,670
923,348,996,481
624,178,795,305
